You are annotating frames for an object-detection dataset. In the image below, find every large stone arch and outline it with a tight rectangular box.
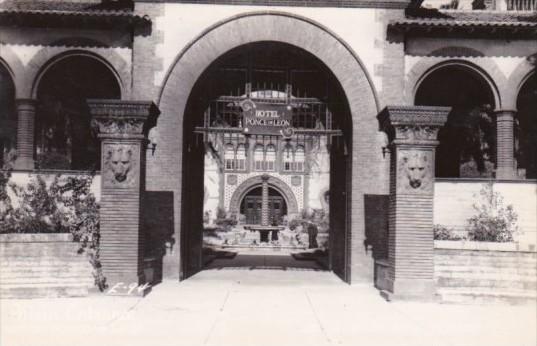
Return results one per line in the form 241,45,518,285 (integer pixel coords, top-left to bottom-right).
406,50,505,109
229,175,299,217
157,11,382,283
27,48,129,99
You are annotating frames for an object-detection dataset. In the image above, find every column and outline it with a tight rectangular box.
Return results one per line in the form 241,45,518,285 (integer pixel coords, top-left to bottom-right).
378,106,449,301
261,175,269,226
15,99,37,170
495,110,516,179
89,100,159,295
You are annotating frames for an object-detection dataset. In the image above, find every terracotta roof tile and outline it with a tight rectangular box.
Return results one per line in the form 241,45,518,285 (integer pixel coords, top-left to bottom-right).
405,8,537,24
0,0,133,14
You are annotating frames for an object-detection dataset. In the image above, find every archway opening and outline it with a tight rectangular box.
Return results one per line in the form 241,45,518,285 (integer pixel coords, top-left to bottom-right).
240,186,288,226
0,63,16,168
516,72,537,179
35,55,120,171
415,65,496,178
182,41,351,277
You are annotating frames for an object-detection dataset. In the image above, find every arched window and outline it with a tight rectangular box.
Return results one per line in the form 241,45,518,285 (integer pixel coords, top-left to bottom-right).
236,143,246,170
0,64,16,168
282,144,293,172
516,73,537,179
415,65,496,178
224,143,235,170
35,56,120,171
265,144,276,171
254,144,264,171
295,145,305,172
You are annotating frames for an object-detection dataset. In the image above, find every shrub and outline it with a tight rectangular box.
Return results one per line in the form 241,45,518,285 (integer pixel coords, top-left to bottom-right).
433,224,464,241
289,209,329,233
0,170,13,229
214,207,237,232
466,183,518,242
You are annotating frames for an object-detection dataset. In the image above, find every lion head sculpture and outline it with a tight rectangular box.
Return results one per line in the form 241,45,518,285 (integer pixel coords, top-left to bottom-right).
401,152,429,189
107,146,133,183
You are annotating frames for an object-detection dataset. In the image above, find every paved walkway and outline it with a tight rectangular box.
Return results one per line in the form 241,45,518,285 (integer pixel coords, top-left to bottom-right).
1,254,536,346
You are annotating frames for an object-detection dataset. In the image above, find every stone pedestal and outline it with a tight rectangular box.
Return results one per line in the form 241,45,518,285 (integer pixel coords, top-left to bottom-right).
15,99,37,170
378,106,449,301
495,110,516,180
88,100,159,296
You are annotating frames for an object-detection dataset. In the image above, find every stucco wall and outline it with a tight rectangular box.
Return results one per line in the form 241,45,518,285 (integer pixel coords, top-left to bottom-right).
149,4,388,100
434,180,537,245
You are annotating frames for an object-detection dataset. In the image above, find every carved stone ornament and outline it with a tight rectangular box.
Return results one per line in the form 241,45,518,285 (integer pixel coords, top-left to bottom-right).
396,149,433,194
92,117,145,136
291,175,302,186
378,106,449,144
103,143,140,189
88,100,159,138
227,175,237,185
395,125,440,141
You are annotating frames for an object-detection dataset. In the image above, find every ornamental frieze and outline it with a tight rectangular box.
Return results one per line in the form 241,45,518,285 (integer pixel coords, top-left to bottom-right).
395,125,440,141
92,117,145,135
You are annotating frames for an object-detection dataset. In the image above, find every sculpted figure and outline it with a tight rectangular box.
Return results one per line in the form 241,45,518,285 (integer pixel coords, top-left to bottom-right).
402,152,429,189
107,146,133,183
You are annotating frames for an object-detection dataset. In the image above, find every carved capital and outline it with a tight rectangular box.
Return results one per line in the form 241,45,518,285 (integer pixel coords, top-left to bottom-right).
378,106,450,145
88,100,160,139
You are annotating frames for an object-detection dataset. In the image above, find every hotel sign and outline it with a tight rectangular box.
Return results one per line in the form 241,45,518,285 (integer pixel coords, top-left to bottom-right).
240,99,293,136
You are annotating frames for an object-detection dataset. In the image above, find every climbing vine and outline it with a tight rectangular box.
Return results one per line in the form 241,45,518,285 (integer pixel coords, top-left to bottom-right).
0,172,105,290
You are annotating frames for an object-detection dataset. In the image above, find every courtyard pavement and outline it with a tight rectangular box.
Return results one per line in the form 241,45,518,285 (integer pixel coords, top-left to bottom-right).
1,253,536,346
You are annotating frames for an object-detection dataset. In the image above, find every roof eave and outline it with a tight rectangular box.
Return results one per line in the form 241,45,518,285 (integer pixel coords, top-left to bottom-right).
388,21,537,38
0,10,151,31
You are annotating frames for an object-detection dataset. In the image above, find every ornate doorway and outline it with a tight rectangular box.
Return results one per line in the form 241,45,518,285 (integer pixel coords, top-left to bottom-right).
241,187,288,225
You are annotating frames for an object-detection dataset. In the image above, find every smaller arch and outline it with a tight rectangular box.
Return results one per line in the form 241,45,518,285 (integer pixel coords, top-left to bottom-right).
0,60,17,167
415,63,498,178
407,58,504,109
506,57,536,110
229,175,299,217
28,49,128,99
33,54,121,171
0,46,25,98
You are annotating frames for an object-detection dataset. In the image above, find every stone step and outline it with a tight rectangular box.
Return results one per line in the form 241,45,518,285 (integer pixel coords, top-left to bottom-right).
435,263,537,270
435,277,537,290
435,270,537,279
435,270,537,280
1,276,94,286
0,284,90,299
1,263,92,271
0,253,84,259
0,271,93,280
2,257,88,262
436,287,537,305
435,257,537,265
